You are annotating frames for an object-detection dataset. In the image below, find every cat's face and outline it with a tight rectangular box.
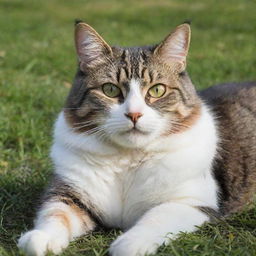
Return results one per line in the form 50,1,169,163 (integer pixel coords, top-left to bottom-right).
64,23,201,148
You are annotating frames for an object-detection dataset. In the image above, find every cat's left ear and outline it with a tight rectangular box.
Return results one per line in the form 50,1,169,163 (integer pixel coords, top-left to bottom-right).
154,23,191,70
75,22,113,70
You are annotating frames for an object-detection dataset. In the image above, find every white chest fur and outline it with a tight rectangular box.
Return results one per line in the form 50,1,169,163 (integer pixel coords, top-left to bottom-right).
51,105,219,229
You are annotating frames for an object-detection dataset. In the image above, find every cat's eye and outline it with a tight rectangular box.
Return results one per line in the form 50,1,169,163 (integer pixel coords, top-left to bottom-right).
102,83,121,98
148,84,166,98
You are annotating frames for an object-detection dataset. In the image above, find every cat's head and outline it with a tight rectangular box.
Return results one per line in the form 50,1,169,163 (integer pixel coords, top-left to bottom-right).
64,22,201,149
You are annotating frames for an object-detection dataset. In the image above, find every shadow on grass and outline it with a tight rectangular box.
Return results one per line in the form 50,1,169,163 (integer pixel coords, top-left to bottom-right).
0,174,46,250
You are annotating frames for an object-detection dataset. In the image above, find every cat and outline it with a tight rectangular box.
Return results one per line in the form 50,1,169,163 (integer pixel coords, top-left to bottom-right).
18,21,256,256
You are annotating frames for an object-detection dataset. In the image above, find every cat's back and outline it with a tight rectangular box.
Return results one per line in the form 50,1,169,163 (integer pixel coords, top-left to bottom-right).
199,82,256,215
200,81,256,130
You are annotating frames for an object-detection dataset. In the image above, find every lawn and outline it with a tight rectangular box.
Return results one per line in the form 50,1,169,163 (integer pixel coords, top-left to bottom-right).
0,0,256,255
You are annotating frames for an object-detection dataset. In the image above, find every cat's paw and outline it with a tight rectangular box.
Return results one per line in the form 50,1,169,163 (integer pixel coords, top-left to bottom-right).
18,229,68,256
109,229,164,256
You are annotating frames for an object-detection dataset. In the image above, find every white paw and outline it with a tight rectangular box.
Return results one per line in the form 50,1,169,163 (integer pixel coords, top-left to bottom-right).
109,229,164,256
18,229,68,256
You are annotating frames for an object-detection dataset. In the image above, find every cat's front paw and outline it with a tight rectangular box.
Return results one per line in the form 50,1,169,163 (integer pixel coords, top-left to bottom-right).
18,229,68,256
109,229,163,256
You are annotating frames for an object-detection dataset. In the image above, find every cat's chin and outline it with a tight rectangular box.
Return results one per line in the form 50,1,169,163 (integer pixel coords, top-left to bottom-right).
110,129,156,149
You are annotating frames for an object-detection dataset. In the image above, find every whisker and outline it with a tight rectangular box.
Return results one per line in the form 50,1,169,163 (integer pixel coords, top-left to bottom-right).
94,131,108,142
86,127,102,134
168,120,191,129
102,123,128,131
73,117,105,125
71,123,96,131
63,107,82,110
72,120,104,128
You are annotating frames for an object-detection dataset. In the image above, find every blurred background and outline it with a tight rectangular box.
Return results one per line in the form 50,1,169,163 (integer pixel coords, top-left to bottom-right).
0,0,256,255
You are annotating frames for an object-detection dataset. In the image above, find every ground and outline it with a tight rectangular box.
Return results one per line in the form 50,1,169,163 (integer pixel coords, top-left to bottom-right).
0,0,256,255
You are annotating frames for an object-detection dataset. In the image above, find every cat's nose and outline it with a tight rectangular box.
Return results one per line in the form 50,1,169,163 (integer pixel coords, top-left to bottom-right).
125,112,143,123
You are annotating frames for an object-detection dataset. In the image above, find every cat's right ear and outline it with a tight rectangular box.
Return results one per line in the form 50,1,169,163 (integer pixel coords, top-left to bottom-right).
75,23,113,70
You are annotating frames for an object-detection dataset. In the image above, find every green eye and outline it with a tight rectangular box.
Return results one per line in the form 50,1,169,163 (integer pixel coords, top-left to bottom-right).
148,84,166,98
102,83,121,98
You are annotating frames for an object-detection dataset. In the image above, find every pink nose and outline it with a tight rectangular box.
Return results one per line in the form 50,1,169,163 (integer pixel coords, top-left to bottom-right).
125,112,143,123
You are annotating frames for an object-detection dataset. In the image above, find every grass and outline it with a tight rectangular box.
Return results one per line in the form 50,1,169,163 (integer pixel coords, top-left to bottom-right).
0,0,256,255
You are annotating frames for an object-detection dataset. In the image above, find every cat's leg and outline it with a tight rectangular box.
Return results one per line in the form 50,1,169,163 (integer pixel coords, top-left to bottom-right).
18,182,97,256
109,202,217,256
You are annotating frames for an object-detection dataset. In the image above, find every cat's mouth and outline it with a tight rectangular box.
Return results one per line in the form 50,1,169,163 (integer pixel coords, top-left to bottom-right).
121,127,149,135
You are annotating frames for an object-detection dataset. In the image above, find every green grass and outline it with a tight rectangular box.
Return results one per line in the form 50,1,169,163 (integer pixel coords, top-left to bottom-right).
0,0,256,255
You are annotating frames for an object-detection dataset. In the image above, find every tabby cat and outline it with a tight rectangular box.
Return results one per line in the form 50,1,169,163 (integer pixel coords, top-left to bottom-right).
18,21,256,256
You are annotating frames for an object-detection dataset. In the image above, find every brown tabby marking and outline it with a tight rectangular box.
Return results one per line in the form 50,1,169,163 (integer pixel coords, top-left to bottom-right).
43,175,102,227
169,105,201,134
46,210,72,234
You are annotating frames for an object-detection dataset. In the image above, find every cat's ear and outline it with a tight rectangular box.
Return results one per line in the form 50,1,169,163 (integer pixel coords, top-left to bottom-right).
75,22,113,70
154,23,191,70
